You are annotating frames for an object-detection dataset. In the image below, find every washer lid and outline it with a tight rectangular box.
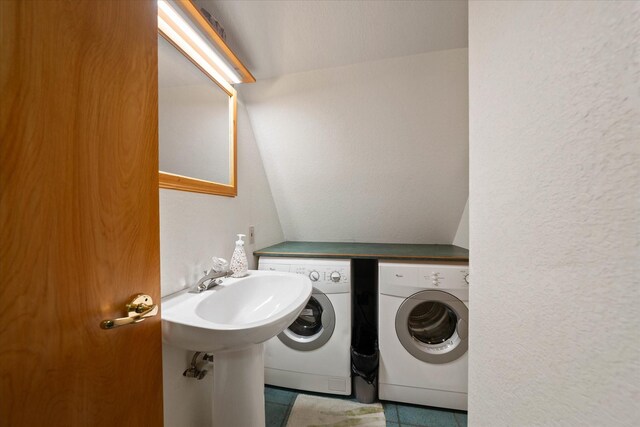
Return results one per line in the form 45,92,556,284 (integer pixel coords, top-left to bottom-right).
395,290,468,364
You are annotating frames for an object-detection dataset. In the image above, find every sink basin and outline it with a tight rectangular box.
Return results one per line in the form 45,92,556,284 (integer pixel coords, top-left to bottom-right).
162,270,312,353
161,270,312,427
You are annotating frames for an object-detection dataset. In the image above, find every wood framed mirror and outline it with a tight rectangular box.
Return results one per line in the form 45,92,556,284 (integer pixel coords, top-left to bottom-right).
157,0,253,197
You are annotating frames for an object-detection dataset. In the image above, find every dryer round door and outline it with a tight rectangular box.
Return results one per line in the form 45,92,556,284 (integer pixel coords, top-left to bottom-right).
395,290,468,364
277,289,336,351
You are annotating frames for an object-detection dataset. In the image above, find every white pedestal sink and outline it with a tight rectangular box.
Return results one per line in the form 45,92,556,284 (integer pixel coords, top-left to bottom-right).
162,271,312,427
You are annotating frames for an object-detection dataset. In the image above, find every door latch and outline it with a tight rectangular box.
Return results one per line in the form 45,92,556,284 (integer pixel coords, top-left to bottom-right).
100,294,158,329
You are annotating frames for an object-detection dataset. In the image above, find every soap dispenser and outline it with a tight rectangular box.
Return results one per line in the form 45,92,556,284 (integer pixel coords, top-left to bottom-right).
230,234,249,278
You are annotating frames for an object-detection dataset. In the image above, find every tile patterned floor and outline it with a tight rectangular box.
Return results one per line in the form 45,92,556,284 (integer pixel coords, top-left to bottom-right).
265,385,467,427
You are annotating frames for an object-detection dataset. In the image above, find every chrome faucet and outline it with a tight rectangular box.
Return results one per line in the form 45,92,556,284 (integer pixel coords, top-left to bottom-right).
189,269,231,293
189,258,232,293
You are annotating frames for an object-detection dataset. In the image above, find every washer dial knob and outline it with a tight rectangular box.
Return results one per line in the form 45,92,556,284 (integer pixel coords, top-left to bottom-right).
309,270,320,282
330,271,341,283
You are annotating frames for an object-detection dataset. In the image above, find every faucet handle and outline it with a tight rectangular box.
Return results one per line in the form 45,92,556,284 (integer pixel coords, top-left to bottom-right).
211,257,229,272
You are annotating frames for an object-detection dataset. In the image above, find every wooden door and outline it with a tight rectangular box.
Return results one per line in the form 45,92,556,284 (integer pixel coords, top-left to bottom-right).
0,1,163,425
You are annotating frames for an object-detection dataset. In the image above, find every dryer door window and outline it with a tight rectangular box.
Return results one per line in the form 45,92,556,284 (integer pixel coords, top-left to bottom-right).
396,290,468,364
408,301,457,345
278,289,336,351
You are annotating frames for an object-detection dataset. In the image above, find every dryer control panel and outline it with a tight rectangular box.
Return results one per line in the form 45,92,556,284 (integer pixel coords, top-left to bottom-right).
379,262,469,300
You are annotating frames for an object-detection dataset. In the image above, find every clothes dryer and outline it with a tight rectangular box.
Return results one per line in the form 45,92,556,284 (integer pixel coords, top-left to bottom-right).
379,262,469,410
258,257,351,395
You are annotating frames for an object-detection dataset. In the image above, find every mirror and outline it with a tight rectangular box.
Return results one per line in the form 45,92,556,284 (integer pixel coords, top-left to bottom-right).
157,35,237,196
159,35,231,185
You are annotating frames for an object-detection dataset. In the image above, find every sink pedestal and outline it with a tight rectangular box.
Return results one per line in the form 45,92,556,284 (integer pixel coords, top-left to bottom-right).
162,271,312,426
212,343,266,427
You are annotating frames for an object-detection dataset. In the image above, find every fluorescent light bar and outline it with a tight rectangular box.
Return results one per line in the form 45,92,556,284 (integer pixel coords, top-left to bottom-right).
158,0,241,84
158,15,230,87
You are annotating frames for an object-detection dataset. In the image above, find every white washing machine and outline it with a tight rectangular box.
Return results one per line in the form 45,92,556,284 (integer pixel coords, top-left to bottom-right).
379,262,469,410
258,257,352,395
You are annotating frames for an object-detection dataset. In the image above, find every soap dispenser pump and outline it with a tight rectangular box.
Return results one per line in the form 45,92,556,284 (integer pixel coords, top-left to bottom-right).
230,234,249,278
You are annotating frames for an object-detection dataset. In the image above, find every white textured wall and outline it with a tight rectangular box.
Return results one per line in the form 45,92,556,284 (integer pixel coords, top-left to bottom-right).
469,2,639,426
160,101,283,427
241,48,469,243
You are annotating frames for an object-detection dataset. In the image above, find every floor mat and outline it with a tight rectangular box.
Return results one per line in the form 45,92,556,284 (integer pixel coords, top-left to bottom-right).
285,394,386,427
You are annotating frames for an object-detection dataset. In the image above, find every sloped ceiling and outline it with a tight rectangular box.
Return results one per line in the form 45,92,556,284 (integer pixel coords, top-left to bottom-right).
194,1,469,244
194,0,468,79
240,48,469,243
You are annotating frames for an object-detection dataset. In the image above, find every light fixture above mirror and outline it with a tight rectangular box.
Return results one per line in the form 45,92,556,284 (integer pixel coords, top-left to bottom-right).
157,0,254,197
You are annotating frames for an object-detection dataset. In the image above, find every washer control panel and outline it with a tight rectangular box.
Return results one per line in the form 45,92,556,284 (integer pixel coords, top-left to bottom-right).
291,265,349,285
258,257,351,288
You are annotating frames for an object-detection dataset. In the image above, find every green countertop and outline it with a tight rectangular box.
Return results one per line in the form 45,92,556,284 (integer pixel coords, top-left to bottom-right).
254,241,468,262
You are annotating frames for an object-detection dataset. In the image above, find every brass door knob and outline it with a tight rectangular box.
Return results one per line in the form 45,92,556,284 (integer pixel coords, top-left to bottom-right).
100,294,158,329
